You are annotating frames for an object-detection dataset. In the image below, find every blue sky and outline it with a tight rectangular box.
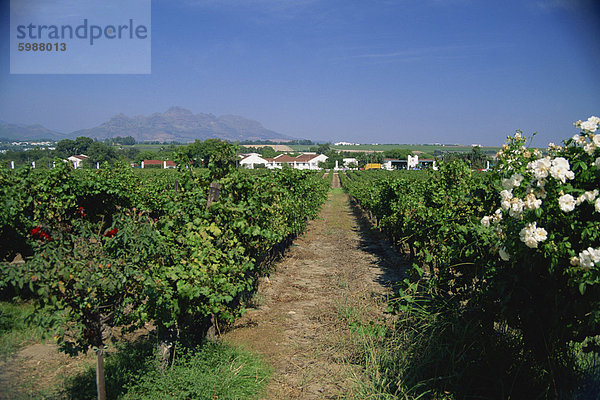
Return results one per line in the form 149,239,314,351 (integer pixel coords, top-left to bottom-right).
1,0,599,145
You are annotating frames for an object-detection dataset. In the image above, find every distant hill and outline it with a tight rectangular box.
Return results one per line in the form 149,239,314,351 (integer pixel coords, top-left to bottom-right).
69,107,291,142
0,121,65,141
0,107,292,142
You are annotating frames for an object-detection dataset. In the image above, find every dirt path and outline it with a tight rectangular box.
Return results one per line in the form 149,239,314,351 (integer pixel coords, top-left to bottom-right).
0,343,94,399
224,173,405,399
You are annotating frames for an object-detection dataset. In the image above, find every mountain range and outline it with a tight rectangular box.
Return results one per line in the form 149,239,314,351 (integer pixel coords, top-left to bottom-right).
0,120,66,141
0,108,291,142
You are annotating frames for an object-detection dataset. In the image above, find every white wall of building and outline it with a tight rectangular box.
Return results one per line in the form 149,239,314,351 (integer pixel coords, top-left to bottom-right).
240,153,268,169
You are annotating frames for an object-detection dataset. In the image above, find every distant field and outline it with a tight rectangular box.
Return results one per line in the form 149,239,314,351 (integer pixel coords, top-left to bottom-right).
123,142,501,155
286,145,314,151
289,144,501,154
242,144,294,152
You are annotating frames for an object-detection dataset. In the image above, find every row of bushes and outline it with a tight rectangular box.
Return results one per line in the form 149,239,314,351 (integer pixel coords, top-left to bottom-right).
341,117,600,398
0,156,329,398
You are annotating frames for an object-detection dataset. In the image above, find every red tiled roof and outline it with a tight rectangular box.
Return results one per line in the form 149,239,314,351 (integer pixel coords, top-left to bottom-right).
263,154,323,164
270,154,321,163
272,155,298,163
143,160,176,166
294,154,319,162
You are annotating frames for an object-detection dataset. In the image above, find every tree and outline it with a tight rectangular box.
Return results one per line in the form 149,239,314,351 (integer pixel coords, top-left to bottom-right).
384,148,413,160
55,139,77,158
176,139,238,175
84,142,117,167
207,141,239,180
118,136,136,146
116,147,140,163
356,152,384,167
255,146,278,159
6,201,167,400
468,146,488,169
316,143,331,155
135,150,160,164
321,151,343,169
440,147,488,169
55,137,94,158
74,136,94,154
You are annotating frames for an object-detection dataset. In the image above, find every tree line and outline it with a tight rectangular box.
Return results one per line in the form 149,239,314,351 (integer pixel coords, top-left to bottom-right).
1,136,492,170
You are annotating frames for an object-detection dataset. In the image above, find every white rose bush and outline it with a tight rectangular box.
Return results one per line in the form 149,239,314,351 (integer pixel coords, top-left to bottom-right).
341,118,599,397
481,116,600,365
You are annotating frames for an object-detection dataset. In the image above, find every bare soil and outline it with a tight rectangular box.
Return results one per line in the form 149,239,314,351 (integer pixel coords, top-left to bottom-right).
0,342,94,399
224,173,405,399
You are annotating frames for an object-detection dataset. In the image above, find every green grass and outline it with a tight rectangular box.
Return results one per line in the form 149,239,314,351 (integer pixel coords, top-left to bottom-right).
1,302,270,400
62,340,270,400
120,342,270,400
343,294,600,400
0,301,45,359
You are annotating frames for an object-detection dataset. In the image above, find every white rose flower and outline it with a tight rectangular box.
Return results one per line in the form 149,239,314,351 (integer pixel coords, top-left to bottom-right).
558,194,576,212
533,226,548,242
492,209,503,223
584,142,597,155
570,256,580,266
584,190,598,203
524,192,542,210
502,178,514,190
596,197,600,213
551,157,570,170
573,134,585,144
481,216,491,227
500,189,513,201
593,134,600,147
589,116,600,125
519,222,548,248
576,195,586,206
528,157,551,180
499,248,510,261
593,248,600,263
581,119,598,132
578,247,600,268
509,198,525,218
595,157,600,168
550,157,575,183
520,231,539,249
511,173,524,187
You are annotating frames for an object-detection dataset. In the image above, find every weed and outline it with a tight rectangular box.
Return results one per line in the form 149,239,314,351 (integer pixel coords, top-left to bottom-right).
120,342,270,400
0,300,44,359
59,338,270,400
